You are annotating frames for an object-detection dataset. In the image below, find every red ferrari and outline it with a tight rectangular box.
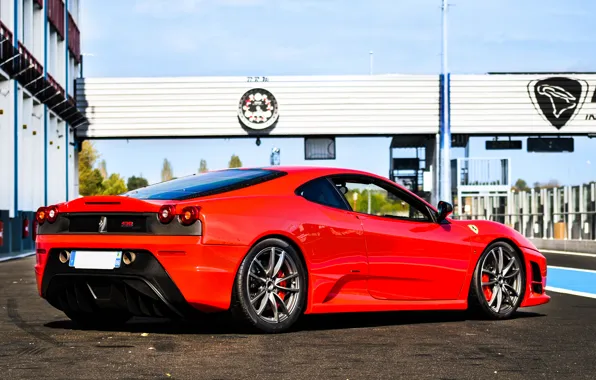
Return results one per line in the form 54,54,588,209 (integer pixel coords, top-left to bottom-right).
34,166,549,333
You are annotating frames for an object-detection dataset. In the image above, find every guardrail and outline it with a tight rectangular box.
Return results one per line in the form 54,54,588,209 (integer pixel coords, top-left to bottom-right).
453,212,596,241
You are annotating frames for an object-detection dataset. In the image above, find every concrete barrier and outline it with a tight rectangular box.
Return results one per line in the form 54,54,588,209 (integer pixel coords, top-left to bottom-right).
530,238,596,254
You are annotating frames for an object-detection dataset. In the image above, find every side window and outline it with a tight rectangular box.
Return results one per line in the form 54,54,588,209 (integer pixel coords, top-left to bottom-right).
331,177,432,221
297,177,349,210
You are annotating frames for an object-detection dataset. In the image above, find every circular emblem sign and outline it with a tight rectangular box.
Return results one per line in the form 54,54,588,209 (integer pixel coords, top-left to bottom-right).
238,88,279,130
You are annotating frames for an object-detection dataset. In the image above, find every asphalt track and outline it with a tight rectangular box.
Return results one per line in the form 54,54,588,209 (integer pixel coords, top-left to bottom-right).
1,253,595,380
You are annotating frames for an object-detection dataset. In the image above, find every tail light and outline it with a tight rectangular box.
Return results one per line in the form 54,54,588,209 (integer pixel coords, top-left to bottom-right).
158,205,176,224
35,207,47,224
47,205,59,223
179,206,200,226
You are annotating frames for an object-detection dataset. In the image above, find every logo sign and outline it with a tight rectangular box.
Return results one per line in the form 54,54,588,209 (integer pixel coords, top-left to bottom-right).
121,221,134,228
467,224,479,234
528,77,589,130
98,216,107,233
238,88,279,130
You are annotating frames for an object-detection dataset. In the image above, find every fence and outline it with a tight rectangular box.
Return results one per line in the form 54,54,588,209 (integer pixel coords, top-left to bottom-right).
453,182,596,241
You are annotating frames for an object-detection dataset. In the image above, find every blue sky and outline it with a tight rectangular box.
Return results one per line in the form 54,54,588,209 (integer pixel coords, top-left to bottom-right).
81,0,596,186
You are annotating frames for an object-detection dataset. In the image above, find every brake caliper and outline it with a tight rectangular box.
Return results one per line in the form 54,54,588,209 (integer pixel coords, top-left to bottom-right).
482,273,493,300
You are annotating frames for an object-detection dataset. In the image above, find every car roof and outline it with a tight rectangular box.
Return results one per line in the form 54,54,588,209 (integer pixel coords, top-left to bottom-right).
257,166,436,212
260,165,378,176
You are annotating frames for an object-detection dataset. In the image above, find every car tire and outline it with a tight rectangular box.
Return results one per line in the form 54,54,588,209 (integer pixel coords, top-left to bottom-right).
468,241,526,320
65,310,132,329
231,238,307,333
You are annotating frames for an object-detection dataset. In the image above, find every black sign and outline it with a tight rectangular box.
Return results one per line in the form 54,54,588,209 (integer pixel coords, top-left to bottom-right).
238,88,279,130
486,140,522,150
528,77,589,129
527,137,574,153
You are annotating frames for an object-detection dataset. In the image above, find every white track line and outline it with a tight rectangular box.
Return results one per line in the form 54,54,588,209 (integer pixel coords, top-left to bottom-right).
540,249,596,258
0,251,35,262
548,265,596,274
545,286,596,299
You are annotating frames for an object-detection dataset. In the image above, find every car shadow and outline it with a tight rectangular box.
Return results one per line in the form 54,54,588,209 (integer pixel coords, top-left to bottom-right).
44,309,546,335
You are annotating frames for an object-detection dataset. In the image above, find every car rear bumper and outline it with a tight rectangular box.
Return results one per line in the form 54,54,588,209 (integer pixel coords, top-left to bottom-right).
35,235,249,315
520,246,550,308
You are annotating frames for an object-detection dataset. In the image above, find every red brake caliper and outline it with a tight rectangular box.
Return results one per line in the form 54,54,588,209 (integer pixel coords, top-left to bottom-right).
276,270,287,306
482,274,493,300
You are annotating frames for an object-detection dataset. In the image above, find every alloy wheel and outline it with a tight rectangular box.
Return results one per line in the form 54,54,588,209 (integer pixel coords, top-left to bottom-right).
480,245,523,314
246,247,301,323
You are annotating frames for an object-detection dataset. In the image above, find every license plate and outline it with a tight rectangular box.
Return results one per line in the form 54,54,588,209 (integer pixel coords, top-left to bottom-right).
69,250,122,270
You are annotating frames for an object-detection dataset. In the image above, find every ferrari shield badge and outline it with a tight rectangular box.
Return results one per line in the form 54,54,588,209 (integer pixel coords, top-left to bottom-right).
468,224,479,234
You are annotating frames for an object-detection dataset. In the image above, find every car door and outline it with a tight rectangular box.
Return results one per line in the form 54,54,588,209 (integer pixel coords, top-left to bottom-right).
295,177,369,305
329,175,473,301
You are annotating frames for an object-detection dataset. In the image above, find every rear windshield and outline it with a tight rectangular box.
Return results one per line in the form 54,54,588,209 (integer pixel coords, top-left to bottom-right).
124,169,286,200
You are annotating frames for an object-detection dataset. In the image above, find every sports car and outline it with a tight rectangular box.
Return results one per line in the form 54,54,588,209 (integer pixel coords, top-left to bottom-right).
34,166,549,333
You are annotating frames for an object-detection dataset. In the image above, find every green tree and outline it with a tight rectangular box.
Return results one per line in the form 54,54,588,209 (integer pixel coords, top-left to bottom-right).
513,178,530,192
161,159,174,181
78,141,105,196
228,154,242,168
80,168,104,196
199,159,208,173
127,175,149,190
102,173,127,195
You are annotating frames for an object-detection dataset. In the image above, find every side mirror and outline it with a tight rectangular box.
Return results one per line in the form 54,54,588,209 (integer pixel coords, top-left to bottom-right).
436,201,453,223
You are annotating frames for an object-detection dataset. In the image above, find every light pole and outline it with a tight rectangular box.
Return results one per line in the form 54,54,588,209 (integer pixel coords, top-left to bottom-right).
369,51,374,75
439,0,452,204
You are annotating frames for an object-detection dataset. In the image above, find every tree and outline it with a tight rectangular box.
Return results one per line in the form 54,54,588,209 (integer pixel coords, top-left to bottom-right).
161,159,174,181
513,178,530,192
530,179,561,191
78,141,105,196
228,154,242,168
102,173,127,195
79,167,104,196
98,159,108,179
544,179,561,188
199,159,208,173
127,175,149,191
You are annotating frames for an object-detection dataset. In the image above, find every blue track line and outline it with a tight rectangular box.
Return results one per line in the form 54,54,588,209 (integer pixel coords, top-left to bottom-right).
547,266,596,296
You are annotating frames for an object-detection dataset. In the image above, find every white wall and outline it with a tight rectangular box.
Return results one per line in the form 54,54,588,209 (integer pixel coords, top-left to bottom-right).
0,80,16,216
48,28,57,77
21,0,33,47
67,123,76,199
77,75,441,138
17,91,44,211
0,0,14,30
32,0,43,62
31,100,43,209
451,74,596,135
56,36,65,87
46,113,66,205
0,0,81,220
17,89,31,212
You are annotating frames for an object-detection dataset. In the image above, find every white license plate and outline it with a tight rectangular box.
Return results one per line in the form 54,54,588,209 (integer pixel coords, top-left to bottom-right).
68,250,122,270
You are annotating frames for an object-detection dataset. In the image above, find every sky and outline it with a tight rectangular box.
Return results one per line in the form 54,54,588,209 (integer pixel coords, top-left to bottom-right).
80,0,596,187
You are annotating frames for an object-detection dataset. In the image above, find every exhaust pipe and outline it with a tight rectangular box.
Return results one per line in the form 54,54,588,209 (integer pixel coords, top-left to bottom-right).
58,250,70,264
122,251,136,265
